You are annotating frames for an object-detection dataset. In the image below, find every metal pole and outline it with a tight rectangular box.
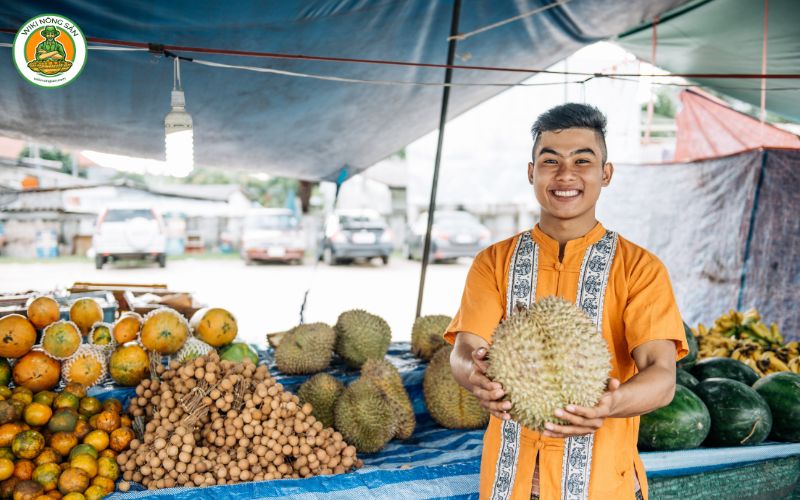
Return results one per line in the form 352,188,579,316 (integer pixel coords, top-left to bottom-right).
415,0,462,318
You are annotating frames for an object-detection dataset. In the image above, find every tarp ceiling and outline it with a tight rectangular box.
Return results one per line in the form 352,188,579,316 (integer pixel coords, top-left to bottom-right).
617,0,800,122
0,0,689,181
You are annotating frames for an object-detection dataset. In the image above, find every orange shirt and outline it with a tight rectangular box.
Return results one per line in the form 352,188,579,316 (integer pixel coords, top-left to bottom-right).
445,223,688,500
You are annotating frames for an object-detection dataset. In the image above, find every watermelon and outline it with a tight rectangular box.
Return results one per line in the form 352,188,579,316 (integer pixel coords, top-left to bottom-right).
219,343,259,365
676,369,699,389
638,385,710,451
676,322,699,370
691,357,759,386
693,378,772,446
753,372,800,442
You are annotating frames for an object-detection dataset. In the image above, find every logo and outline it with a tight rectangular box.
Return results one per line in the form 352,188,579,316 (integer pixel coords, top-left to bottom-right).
12,14,86,88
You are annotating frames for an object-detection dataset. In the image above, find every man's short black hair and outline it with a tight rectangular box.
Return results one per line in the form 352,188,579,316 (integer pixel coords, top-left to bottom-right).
531,103,608,163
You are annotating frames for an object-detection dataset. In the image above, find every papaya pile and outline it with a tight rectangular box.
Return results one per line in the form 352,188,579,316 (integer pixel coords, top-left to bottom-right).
639,314,800,452
0,382,132,498
0,297,249,393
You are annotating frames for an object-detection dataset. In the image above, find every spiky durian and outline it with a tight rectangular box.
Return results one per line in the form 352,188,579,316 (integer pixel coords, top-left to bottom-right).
411,315,451,361
334,310,391,368
297,373,345,428
423,345,489,429
487,296,611,431
274,323,336,374
361,358,416,439
334,378,397,453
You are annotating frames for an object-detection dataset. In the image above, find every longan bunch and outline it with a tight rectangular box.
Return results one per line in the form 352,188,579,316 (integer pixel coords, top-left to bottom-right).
117,351,361,489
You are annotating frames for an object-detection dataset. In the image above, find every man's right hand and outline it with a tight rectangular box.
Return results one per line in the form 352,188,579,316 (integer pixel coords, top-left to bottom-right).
468,347,511,420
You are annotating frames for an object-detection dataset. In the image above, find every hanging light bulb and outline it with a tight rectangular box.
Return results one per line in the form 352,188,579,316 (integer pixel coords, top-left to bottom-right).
164,57,193,177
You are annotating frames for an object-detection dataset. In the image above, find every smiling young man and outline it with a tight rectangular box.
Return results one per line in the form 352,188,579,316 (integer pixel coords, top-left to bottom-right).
444,103,687,500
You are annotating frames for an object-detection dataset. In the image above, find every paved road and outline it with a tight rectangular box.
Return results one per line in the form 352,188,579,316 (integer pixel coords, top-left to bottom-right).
0,257,473,345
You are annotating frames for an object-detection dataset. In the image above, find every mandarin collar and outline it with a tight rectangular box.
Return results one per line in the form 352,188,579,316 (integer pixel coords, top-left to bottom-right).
531,222,606,259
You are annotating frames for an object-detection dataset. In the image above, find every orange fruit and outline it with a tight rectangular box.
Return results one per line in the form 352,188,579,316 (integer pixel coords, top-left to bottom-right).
26,297,61,331
23,404,52,427
89,477,113,495
97,450,115,460
46,491,62,499
0,423,27,447
92,412,119,433
41,322,81,360
11,478,43,499
72,421,90,441
108,427,134,452
82,486,104,500
69,455,96,479
100,400,121,415
62,384,85,401
140,309,189,354
33,449,59,466
13,460,35,481
119,415,131,428
61,494,83,500
68,299,102,336
81,432,107,453
111,313,141,345
0,315,37,358
49,433,78,457
0,458,13,481
108,345,149,386
56,468,89,495
12,431,45,460
31,463,60,492
95,457,117,481
190,307,238,347
12,353,61,393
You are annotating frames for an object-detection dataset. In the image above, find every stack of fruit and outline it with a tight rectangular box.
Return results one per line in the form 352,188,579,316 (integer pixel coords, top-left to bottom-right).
0,382,132,498
694,308,796,376
119,351,361,489
269,310,488,452
638,315,800,452
0,297,255,393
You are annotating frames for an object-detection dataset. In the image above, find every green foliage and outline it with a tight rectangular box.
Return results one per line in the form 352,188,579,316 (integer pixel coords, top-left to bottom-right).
18,146,85,177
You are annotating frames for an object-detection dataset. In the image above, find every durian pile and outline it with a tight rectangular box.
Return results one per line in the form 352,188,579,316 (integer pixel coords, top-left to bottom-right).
120,351,361,489
487,296,611,431
695,308,796,376
0,296,254,393
269,310,488,453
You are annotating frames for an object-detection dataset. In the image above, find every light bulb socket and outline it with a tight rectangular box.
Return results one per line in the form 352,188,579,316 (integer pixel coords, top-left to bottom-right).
170,89,186,108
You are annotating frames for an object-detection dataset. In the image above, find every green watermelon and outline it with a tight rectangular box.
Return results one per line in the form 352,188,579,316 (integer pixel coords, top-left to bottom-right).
693,378,772,446
691,357,760,386
219,342,259,365
676,369,699,389
676,322,699,370
638,385,710,451
753,372,800,442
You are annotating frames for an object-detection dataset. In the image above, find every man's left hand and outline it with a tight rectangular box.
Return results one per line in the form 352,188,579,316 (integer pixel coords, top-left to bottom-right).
541,378,621,438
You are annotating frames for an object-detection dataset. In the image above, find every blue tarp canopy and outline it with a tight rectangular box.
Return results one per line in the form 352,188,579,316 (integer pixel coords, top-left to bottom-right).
0,0,688,181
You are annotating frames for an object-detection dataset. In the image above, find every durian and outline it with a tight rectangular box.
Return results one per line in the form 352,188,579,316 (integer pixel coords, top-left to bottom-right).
334,378,396,453
361,358,415,439
274,323,336,374
411,315,452,361
334,310,391,368
297,373,344,428
487,296,611,431
423,345,488,429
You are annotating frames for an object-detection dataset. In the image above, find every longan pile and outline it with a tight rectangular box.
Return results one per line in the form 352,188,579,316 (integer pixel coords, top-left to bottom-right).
116,352,361,489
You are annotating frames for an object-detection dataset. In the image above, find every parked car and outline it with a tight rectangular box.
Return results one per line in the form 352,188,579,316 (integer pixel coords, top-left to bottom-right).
406,210,490,262
319,209,393,265
241,208,305,264
93,208,167,269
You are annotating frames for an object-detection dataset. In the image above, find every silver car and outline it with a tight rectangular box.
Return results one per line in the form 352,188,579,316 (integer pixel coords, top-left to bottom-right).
407,210,490,262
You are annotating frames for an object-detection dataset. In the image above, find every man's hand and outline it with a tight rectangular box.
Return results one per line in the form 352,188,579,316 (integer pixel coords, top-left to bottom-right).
468,347,511,421
541,378,621,438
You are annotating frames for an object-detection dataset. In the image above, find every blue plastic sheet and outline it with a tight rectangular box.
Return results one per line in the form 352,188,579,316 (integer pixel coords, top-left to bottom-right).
96,342,800,499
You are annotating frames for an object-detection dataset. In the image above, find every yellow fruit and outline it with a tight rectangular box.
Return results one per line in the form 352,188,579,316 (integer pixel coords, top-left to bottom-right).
89,477,113,494
12,353,61,393
108,345,149,386
81,431,107,452
95,457,117,481
140,308,189,354
111,313,141,345
57,468,89,495
62,348,105,389
82,486,104,500
69,456,97,479
190,307,238,347
68,300,103,336
23,404,52,427
41,322,81,360
26,297,61,331
0,315,37,358
0,458,12,481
